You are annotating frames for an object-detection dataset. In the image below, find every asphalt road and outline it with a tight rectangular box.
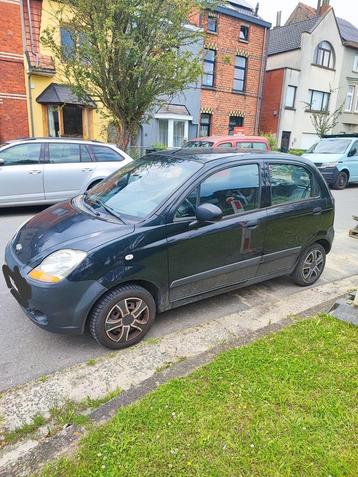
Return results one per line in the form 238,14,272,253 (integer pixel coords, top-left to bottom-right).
1,187,357,392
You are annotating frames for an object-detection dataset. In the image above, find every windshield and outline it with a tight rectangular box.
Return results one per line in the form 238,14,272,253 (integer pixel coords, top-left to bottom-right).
309,139,351,154
85,158,203,220
184,140,214,148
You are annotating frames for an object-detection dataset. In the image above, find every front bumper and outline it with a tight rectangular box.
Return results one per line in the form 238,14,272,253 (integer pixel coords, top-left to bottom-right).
3,243,107,335
317,166,339,186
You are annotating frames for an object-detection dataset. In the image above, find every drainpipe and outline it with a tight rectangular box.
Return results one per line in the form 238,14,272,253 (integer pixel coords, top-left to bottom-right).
254,26,268,135
20,0,35,137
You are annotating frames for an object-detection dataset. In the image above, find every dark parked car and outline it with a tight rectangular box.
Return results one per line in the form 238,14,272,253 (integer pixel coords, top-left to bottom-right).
3,150,335,349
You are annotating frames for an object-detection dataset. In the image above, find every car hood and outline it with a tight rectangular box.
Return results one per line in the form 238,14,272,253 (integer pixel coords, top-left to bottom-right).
302,153,344,163
12,199,134,265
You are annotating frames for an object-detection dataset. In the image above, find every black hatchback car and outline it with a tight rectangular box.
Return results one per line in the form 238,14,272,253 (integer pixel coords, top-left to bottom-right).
3,150,335,349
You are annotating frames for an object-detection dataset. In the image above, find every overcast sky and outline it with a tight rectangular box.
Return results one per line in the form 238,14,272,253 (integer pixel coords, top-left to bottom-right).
257,0,358,28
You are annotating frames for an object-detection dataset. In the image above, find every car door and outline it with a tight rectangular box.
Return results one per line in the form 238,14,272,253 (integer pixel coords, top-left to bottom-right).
0,142,44,205
43,142,94,201
166,162,266,303
258,161,328,277
346,140,358,181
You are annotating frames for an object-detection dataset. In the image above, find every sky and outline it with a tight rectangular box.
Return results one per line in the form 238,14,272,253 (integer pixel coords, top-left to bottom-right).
256,0,358,28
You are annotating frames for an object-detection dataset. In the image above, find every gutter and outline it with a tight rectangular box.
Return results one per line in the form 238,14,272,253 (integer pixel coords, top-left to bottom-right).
254,26,268,134
20,0,35,137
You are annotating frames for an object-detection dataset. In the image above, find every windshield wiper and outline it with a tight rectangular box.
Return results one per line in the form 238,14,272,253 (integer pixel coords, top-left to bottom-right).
82,193,100,216
86,195,125,224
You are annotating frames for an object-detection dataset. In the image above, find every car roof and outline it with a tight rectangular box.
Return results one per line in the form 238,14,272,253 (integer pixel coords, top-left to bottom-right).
145,148,313,166
3,137,106,146
189,135,268,142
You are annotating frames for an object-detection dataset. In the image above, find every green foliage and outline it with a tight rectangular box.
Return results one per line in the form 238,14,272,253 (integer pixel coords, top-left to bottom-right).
288,149,306,156
41,0,213,149
150,142,168,150
4,415,46,444
41,316,358,477
260,132,278,150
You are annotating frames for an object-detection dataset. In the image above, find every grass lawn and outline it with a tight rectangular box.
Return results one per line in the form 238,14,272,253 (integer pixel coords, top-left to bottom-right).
42,315,358,477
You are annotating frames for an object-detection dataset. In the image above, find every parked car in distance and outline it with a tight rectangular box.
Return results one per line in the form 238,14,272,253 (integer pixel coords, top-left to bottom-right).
184,135,270,151
0,138,133,207
302,134,358,189
3,150,334,349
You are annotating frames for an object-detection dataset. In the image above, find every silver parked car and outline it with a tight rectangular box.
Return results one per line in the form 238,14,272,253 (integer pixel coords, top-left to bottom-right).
0,138,133,207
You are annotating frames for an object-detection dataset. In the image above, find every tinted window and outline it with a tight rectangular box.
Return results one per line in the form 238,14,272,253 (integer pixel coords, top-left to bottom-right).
236,142,253,149
184,140,214,148
175,188,198,219
0,143,41,166
200,164,260,216
252,142,267,150
270,164,316,205
48,143,80,163
349,141,358,156
92,145,123,162
80,145,92,162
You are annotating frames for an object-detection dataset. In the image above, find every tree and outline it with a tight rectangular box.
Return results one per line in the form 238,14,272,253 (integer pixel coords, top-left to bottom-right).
42,0,214,150
308,104,344,138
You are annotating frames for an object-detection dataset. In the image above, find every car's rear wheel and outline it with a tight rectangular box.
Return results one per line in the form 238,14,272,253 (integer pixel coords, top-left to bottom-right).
332,171,348,190
89,284,156,349
291,243,326,286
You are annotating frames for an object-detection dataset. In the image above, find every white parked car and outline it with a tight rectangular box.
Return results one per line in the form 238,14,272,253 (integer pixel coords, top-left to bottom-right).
0,138,133,207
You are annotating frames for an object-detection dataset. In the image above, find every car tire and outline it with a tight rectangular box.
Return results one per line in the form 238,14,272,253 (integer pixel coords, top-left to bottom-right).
332,171,348,190
89,284,156,349
291,243,326,287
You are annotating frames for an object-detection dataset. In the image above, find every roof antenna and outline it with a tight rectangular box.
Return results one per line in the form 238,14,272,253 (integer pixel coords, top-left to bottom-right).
255,3,259,15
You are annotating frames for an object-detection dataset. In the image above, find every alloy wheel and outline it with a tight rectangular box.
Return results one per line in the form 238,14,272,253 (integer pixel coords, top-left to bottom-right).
302,249,324,283
104,297,149,343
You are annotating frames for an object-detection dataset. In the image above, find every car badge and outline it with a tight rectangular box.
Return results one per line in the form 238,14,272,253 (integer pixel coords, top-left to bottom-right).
16,243,22,251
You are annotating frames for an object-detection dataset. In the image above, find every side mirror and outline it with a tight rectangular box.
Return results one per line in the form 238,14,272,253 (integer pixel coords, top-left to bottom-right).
196,203,223,222
0,158,4,166
348,148,356,157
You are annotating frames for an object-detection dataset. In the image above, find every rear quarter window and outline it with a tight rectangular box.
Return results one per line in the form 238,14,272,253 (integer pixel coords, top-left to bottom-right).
91,145,124,162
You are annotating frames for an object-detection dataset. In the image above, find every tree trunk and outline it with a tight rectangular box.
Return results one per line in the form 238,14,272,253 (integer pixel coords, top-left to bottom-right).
116,125,132,152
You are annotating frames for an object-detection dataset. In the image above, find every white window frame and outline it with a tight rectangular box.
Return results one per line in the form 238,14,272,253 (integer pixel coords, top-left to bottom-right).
355,91,358,113
155,113,192,148
285,85,297,108
353,54,358,73
345,85,355,112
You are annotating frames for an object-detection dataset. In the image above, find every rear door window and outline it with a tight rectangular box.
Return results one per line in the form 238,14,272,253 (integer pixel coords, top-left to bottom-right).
236,142,253,149
80,145,92,162
92,145,123,162
270,163,318,205
48,143,80,163
0,143,41,166
217,142,233,148
252,142,267,150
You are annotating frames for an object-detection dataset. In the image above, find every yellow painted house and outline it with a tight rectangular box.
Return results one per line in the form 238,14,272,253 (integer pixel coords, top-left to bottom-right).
23,0,107,141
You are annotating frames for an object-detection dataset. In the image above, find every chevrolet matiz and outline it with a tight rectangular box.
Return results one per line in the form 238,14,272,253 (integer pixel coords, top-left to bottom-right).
3,150,335,349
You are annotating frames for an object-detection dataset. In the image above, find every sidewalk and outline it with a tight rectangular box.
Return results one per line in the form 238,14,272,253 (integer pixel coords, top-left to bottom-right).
0,274,357,476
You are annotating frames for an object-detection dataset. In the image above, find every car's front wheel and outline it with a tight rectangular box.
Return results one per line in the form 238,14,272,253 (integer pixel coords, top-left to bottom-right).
332,171,348,190
89,284,156,349
291,243,326,286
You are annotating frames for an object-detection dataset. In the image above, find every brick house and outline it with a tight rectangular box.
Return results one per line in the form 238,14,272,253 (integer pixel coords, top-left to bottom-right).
194,0,271,137
260,1,358,151
0,0,29,143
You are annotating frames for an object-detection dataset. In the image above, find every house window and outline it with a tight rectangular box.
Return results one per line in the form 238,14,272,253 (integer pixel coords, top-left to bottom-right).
233,56,247,92
285,85,297,108
345,85,355,112
202,49,216,87
207,15,218,33
353,54,358,72
199,113,212,137
228,116,244,135
60,27,76,60
314,41,335,69
157,119,189,147
307,90,330,112
63,105,83,137
240,25,249,42
355,92,358,113
46,104,92,138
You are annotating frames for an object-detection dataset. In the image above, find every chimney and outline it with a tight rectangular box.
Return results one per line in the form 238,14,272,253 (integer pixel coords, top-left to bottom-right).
316,0,322,13
319,0,332,16
255,3,259,16
276,11,282,27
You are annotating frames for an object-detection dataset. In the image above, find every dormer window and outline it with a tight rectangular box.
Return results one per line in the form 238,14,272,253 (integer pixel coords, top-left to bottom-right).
314,41,335,69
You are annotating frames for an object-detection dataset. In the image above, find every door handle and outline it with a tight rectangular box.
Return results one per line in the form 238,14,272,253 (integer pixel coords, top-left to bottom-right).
245,222,259,229
28,170,42,175
312,207,322,216
82,168,93,172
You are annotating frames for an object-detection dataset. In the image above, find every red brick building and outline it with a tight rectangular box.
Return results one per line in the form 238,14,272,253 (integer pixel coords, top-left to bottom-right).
193,0,271,137
0,0,29,143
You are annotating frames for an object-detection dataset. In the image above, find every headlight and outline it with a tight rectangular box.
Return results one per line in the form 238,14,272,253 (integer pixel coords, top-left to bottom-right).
28,249,87,283
322,162,338,168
